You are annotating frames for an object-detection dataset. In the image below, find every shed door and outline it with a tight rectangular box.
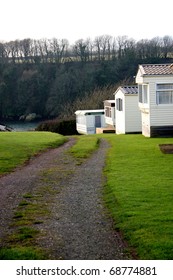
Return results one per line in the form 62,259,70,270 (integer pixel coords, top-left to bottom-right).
95,115,101,127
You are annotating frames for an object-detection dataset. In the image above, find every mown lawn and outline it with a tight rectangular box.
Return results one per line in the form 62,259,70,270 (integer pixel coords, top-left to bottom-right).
69,135,100,162
0,132,66,175
103,134,173,260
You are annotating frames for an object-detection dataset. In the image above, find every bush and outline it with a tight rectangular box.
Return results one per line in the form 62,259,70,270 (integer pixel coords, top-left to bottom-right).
36,118,79,136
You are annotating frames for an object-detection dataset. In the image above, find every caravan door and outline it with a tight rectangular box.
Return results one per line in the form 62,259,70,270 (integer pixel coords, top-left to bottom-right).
95,115,101,129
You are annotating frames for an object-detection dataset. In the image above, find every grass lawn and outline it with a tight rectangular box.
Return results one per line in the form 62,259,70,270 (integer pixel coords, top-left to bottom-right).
0,132,66,175
103,134,173,260
69,135,100,162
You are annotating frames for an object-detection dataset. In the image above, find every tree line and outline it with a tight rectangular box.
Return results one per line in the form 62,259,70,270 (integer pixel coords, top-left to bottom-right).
1,35,173,63
0,34,173,121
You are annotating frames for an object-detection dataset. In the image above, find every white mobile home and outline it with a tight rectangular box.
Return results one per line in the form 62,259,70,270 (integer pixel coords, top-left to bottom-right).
136,64,173,137
75,109,105,134
114,86,141,134
103,100,115,128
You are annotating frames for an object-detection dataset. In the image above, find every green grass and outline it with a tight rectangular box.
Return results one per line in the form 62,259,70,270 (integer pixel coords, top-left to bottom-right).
0,181,55,260
0,246,45,260
102,134,173,259
0,132,66,175
69,135,100,162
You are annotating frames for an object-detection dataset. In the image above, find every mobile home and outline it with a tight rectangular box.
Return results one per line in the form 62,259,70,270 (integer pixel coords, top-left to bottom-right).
103,100,116,128
136,64,173,137
75,109,105,134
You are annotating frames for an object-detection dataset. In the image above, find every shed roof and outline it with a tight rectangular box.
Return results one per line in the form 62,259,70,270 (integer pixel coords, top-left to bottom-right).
114,85,138,95
138,64,173,76
103,100,115,103
75,109,104,116
104,100,115,107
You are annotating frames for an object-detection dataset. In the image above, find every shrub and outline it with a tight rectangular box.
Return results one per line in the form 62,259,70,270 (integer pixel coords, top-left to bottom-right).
36,118,79,135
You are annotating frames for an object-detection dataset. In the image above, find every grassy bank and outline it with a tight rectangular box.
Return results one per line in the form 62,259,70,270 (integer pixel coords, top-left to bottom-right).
0,132,66,175
103,134,173,259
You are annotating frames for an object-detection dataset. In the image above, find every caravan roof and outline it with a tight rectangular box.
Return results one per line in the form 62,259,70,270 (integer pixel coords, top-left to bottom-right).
75,109,104,116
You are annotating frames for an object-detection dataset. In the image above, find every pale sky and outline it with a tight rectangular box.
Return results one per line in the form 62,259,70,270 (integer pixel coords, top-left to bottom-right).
0,0,173,44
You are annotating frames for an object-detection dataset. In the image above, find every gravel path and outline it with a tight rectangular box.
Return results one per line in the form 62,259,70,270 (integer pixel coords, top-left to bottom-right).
0,137,130,260
0,138,76,242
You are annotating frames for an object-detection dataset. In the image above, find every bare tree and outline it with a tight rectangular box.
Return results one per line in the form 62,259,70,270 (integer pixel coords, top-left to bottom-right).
162,35,173,58
149,37,162,58
73,39,89,62
85,38,94,61
37,39,47,63
111,37,117,59
116,35,128,59
122,37,136,59
19,38,32,62
3,42,11,61
94,36,102,60
49,38,68,63
0,42,6,63
136,39,150,59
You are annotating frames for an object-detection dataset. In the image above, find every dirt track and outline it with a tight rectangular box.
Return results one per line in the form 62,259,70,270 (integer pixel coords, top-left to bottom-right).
0,138,131,259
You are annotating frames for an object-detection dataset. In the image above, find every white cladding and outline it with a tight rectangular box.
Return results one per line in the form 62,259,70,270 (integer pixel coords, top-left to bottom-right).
104,100,116,126
115,88,141,134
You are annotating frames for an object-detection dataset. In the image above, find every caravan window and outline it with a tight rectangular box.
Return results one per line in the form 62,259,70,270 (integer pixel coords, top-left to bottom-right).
105,106,112,117
138,84,148,104
116,98,123,111
156,84,173,104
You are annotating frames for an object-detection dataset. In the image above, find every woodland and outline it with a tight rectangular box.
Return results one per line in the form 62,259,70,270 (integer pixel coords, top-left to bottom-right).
0,35,173,121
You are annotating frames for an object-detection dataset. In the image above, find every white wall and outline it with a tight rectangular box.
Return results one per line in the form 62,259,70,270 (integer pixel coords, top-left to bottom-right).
115,90,141,134
125,95,142,133
141,111,150,137
76,112,105,134
115,90,125,134
76,115,87,134
76,123,87,134
148,78,173,127
105,107,115,126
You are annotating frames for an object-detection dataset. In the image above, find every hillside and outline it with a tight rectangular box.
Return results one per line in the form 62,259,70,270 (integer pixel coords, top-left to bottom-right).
0,35,173,121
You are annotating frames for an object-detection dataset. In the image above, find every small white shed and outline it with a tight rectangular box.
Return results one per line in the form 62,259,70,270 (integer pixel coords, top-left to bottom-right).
114,86,141,134
136,64,173,137
75,109,105,134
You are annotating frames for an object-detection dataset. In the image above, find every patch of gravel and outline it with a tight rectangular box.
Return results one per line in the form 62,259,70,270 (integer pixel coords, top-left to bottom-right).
0,137,131,259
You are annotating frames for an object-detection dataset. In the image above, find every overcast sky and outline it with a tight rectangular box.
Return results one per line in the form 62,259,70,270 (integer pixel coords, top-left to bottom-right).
1,0,173,43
